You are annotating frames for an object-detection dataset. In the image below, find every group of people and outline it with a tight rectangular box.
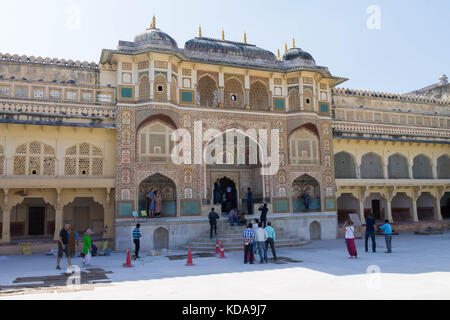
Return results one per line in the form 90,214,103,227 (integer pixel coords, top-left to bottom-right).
56,224,97,269
146,188,163,217
344,213,394,259
243,219,277,264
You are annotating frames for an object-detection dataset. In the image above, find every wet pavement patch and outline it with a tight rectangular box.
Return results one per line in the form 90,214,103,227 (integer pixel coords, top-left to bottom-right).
0,268,113,295
167,253,216,260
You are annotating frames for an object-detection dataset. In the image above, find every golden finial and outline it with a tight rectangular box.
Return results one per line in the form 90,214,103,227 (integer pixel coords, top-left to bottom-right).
244,32,247,44
292,37,296,48
150,15,156,29
277,49,280,59
222,29,225,40
199,25,202,37
285,43,288,52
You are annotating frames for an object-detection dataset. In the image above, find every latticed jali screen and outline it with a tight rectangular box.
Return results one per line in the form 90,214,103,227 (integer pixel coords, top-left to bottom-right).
64,143,103,176
13,142,56,176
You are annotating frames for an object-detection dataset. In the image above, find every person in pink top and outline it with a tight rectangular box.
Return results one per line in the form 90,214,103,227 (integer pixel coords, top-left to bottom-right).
344,219,358,259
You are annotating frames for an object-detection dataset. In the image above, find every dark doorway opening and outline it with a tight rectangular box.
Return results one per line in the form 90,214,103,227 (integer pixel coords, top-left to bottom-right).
28,207,45,236
219,177,237,214
372,200,381,220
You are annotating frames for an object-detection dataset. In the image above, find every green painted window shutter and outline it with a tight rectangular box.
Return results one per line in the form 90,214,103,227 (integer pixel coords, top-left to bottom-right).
121,87,133,99
320,103,329,113
326,198,335,210
275,99,284,110
181,91,193,103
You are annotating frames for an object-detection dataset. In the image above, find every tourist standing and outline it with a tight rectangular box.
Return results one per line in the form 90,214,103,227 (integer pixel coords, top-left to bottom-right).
155,190,163,217
252,219,259,254
229,208,238,226
56,224,72,270
378,220,393,253
344,219,358,259
247,188,253,215
208,208,220,239
214,179,221,205
259,204,269,228
255,223,269,264
68,227,78,258
133,224,142,259
264,221,277,261
365,213,377,253
82,229,94,267
243,223,255,264
147,188,156,217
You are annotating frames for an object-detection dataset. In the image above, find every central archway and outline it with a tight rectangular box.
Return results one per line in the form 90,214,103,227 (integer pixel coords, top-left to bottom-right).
139,173,177,217
292,174,321,212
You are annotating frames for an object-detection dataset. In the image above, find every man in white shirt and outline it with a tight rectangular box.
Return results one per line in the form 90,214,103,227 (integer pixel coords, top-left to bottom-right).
255,223,268,264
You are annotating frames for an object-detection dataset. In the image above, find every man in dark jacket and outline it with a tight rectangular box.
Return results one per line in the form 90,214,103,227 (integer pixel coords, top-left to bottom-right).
365,213,377,253
259,203,269,228
208,208,220,239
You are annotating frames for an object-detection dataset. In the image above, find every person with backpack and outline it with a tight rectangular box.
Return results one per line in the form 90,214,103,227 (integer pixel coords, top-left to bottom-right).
344,219,358,259
258,204,269,228
208,208,220,239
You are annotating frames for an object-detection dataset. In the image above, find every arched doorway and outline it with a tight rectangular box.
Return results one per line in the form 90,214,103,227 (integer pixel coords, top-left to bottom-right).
292,175,321,212
10,198,55,239
139,173,177,217
309,221,321,240
63,197,104,235
218,176,237,214
337,193,359,224
153,227,169,250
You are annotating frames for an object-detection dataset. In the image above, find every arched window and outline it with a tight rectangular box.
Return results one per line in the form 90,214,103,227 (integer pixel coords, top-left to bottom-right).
64,143,103,176
288,88,300,112
153,74,167,101
13,142,56,176
197,75,218,107
303,88,314,112
0,145,4,175
413,154,433,179
249,81,269,111
224,78,244,109
138,121,174,162
437,155,450,179
289,127,320,165
170,75,178,103
334,152,356,178
360,153,383,179
138,75,150,100
388,153,409,179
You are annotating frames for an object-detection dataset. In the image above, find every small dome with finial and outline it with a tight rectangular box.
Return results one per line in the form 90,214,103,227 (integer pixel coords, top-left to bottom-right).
133,15,178,49
439,74,448,85
282,38,316,67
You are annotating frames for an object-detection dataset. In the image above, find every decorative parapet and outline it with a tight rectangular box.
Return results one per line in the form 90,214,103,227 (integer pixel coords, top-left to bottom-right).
0,101,116,119
332,87,450,106
332,121,450,139
0,52,98,70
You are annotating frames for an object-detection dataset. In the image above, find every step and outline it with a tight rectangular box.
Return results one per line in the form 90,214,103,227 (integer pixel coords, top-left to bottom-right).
182,240,310,252
194,235,300,243
186,238,307,248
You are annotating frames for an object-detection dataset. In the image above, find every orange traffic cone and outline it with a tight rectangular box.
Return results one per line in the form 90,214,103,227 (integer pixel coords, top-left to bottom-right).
185,249,195,266
219,242,226,259
123,249,134,268
215,239,220,255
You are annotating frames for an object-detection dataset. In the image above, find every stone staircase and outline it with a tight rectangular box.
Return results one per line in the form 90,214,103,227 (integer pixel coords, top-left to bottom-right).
182,221,310,252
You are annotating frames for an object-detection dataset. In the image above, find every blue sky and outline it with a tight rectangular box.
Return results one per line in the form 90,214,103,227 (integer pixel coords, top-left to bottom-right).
0,0,448,93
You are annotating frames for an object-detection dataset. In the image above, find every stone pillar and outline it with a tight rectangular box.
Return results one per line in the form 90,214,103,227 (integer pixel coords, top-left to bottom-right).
356,165,361,179
409,197,419,222
218,87,224,107
54,206,64,241
103,203,115,239
432,160,438,180
434,196,443,221
408,160,414,179
1,205,11,243
359,199,365,223
244,89,249,106
385,197,393,223
383,164,389,180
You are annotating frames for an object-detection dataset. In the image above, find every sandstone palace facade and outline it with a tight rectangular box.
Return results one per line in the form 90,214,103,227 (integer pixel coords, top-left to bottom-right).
0,19,449,252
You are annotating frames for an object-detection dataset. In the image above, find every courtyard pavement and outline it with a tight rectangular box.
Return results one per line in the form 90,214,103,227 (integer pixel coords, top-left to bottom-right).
1,231,450,299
